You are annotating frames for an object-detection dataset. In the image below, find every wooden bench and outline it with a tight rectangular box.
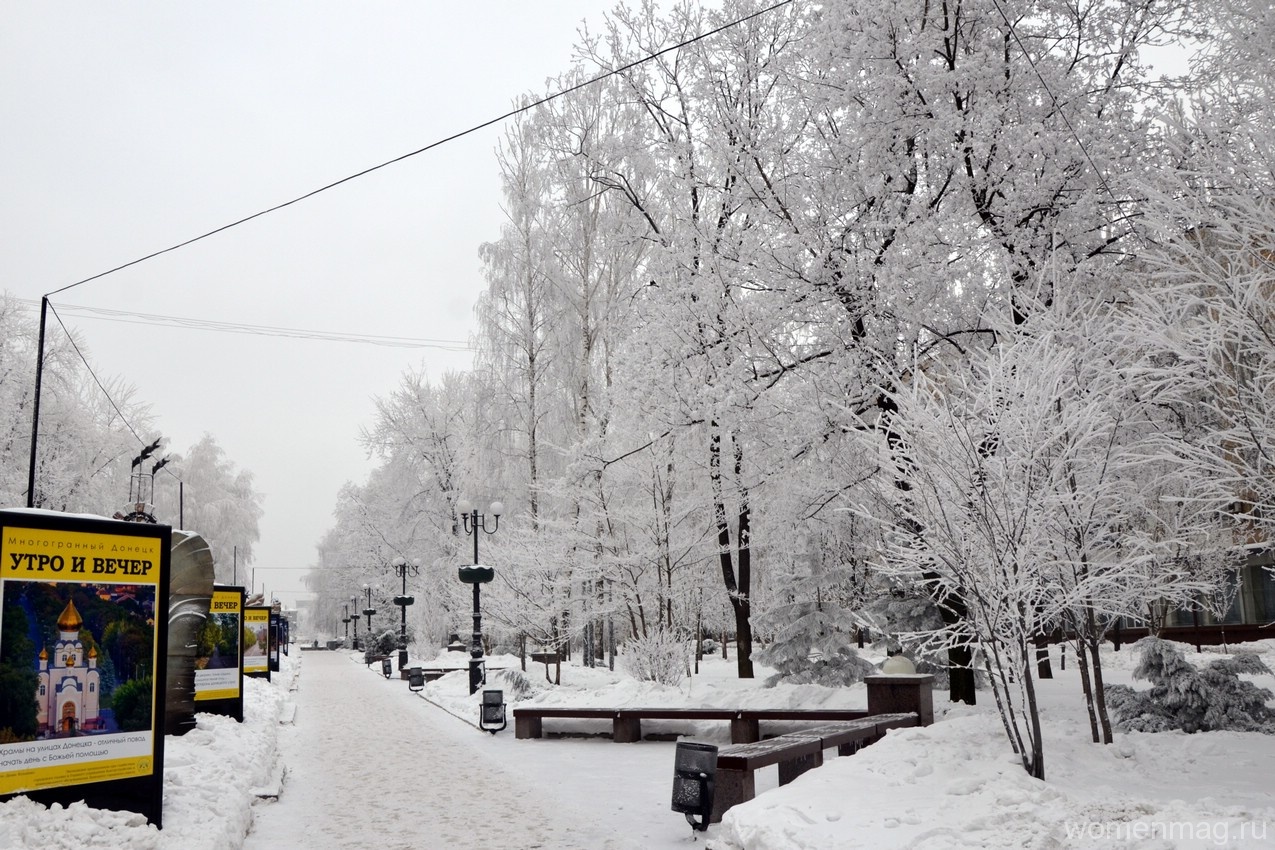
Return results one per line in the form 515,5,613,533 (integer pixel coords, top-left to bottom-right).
512,708,892,739
514,707,746,743
398,667,453,682
529,651,562,684
712,735,826,822
726,708,873,745
512,707,888,743
514,674,934,744
510,672,938,739
515,706,875,743
710,712,920,822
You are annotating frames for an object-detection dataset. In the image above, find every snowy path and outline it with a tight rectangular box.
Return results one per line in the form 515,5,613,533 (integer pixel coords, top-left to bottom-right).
240,653,653,850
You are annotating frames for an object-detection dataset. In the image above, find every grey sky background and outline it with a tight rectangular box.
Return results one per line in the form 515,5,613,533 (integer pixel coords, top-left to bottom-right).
2,2,620,606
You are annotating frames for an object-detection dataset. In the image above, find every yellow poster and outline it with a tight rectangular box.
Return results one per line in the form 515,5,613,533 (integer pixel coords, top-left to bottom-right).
195,588,243,701
1,518,165,797
243,606,270,675
1,526,162,584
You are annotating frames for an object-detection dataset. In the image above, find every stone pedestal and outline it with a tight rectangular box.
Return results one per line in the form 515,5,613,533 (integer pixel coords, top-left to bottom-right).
865,673,935,726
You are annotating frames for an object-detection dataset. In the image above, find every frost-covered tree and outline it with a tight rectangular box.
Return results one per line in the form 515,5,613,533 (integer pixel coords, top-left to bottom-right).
870,298,1228,777
1,294,156,515
309,0,1238,694
153,434,263,586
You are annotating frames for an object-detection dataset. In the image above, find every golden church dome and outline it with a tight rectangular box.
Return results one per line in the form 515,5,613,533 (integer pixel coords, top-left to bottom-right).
39,646,48,660
57,599,83,631
88,645,98,659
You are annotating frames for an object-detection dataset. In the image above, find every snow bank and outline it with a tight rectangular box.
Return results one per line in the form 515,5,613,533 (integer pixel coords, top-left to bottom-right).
0,658,294,850
710,641,1275,850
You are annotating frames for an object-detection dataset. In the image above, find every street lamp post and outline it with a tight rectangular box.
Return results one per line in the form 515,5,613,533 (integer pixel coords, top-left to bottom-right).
362,584,376,646
391,557,420,671
457,499,503,695
351,596,360,650
342,604,350,644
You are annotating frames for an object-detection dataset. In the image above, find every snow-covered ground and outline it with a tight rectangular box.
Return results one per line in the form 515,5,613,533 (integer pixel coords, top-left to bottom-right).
3,640,1274,849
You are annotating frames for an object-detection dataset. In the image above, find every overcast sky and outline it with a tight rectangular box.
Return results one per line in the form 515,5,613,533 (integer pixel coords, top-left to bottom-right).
1,2,625,606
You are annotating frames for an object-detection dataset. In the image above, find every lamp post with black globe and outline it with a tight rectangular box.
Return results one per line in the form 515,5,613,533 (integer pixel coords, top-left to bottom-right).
391,557,419,671
457,499,502,695
342,604,351,644
362,584,376,642
350,596,360,650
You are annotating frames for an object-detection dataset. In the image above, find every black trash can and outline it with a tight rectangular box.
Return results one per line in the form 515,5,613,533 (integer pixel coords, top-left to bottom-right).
479,689,506,733
671,741,717,831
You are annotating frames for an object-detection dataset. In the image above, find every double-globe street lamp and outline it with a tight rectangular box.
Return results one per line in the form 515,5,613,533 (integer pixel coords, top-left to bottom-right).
391,557,420,671
457,499,502,695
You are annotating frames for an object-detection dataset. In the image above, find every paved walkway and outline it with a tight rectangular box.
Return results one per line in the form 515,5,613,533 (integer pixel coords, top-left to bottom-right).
241,652,643,850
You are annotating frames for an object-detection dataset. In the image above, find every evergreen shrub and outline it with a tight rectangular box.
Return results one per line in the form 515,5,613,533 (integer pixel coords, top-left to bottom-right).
1105,638,1275,734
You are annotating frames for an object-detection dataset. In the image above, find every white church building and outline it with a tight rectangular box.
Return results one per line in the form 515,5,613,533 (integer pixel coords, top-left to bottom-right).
36,598,103,735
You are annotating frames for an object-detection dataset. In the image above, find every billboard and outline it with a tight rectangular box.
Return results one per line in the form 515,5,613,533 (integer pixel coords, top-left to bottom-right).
268,609,280,672
193,586,244,722
0,510,170,827
242,606,270,680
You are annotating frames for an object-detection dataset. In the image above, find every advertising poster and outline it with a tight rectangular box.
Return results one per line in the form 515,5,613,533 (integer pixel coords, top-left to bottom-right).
0,510,170,827
242,606,270,680
268,610,280,672
194,586,244,722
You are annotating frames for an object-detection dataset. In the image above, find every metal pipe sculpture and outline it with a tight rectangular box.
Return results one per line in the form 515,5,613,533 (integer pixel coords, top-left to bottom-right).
165,530,215,736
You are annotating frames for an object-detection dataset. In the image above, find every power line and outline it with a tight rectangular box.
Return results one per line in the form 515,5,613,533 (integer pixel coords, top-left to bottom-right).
17,298,473,351
26,0,795,506
47,0,794,299
46,302,151,449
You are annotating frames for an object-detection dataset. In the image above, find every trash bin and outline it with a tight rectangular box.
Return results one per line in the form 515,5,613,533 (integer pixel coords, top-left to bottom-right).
479,689,507,733
407,667,425,692
671,741,717,831
381,657,393,679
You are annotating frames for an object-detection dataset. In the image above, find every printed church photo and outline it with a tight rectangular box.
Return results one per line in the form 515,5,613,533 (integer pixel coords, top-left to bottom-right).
0,580,157,742
36,598,103,734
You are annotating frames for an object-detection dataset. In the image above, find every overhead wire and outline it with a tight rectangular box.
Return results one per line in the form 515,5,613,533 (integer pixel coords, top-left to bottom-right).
46,301,189,495
29,0,797,518
46,302,151,449
16,298,473,351
46,0,795,299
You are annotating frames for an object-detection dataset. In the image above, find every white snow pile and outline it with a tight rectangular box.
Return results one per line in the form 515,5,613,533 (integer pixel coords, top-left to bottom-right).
0,660,292,850
709,641,1275,850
